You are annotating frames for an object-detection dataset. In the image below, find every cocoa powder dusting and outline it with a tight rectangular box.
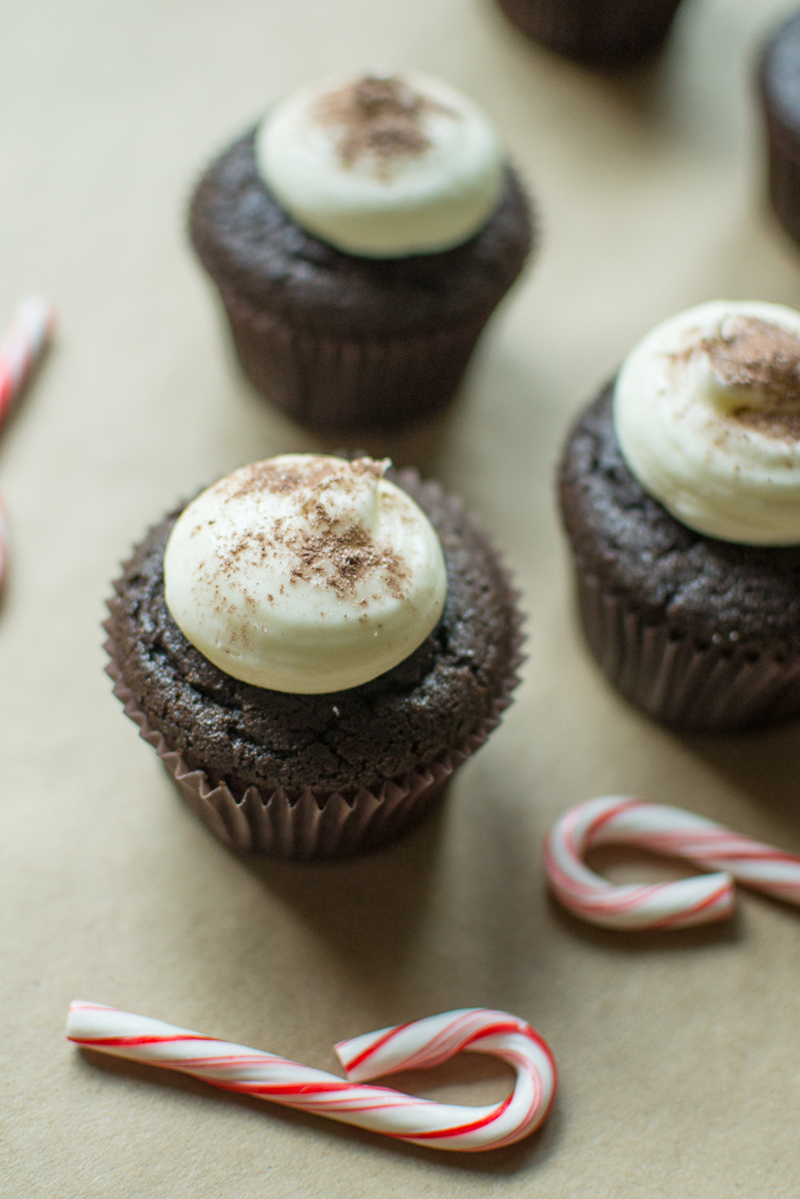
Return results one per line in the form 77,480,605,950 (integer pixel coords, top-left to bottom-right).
314,74,452,174
217,457,410,600
228,457,340,500
670,316,800,440
289,522,408,600
704,317,800,400
733,410,800,438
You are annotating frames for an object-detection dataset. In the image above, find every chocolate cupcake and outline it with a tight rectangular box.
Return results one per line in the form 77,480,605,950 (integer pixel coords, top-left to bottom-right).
495,0,685,70
189,71,533,433
559,301,800,732
106,455,522,858
760,10,800,248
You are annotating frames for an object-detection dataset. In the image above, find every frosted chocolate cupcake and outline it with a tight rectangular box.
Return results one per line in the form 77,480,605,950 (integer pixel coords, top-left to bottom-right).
106,455,522,858
495,0,685,69
189,71,533,433
560,301,800,732
760,10,800,248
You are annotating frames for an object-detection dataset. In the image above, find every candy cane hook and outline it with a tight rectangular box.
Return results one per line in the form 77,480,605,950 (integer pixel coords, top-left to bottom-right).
544,796,800,930
67,1001,556,1151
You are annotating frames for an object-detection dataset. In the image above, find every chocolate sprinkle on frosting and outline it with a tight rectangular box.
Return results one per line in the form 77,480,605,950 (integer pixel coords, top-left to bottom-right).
220,458,407,600
314,75,452,174
703,316,800,404
672,316,800,440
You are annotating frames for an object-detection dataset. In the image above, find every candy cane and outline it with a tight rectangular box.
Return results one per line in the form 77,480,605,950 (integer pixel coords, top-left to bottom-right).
67,1001,556,1151
0,296,55,431
544,796,800,930
0,296,55,593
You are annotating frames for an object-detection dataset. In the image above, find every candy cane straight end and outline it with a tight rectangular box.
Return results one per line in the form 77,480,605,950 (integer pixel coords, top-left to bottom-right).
545,796,800,931
67,1002,556,1152
14,296,57,343
0,294,56,594
0,295,56,430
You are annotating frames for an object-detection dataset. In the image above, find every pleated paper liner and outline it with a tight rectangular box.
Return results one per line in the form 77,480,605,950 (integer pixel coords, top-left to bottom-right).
496,0,684,69
104,472,524,860
104,624,522,860
219,285,491,434
575,569,800,732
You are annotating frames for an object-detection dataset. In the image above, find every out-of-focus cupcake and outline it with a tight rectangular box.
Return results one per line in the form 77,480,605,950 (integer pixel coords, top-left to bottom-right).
189,70,533,434
105,454,522,858
495,0,685,70
560,301,800,732
760,10,800,249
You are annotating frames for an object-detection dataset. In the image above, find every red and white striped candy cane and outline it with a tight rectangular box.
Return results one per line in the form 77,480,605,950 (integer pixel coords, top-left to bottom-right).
0,296,55,431
0,296,55,592
544,796,800,930
67,1001,556,1151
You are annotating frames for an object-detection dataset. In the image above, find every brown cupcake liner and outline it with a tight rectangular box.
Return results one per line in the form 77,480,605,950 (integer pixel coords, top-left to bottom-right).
496,0,684,69
104,476,524,859
104,651,519,860
218,286,492,434
575,568,800,732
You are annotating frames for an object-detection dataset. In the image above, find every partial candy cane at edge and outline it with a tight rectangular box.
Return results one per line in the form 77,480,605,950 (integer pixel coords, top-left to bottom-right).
67,1001,557,1152
0,296,55,431
544,795,800,930
0,296,56,593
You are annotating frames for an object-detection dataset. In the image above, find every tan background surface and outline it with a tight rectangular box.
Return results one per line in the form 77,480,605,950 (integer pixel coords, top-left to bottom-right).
3,0,800,1194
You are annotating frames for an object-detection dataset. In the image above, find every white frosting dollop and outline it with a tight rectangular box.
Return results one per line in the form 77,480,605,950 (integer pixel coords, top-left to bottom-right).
255,70,504,258
614,300,800,545
163,455,447,694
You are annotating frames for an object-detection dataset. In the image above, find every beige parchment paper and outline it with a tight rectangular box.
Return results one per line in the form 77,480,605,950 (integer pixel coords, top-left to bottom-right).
3,0,800,1194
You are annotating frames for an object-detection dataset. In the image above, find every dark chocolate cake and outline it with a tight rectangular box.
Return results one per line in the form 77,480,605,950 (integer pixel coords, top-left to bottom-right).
760,10,800,249
190,131,532,337
495,0,685,71
106,469,522,855
188,128,532,432
559,385,800,730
